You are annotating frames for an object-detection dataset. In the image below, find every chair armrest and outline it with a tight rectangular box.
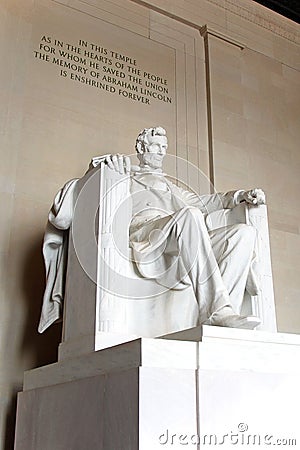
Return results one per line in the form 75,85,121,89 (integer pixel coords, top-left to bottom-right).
206,203,277,332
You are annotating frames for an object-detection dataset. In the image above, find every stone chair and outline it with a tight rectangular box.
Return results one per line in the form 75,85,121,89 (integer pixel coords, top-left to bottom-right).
58,163,277,360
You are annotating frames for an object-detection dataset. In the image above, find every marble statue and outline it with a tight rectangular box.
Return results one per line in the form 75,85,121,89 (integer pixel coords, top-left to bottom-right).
38,126,266,334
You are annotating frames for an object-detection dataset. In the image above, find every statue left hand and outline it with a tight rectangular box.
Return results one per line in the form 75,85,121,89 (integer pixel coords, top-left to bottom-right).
238,188,266,205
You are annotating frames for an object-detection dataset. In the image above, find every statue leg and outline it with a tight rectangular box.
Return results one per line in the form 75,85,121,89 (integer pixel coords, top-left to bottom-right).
208,224,257,314
131,206,260,329
166,207,260,329
166,206,234,323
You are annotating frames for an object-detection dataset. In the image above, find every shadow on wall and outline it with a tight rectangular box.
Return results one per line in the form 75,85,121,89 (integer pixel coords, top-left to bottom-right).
4,235,62,450
4,392,18,450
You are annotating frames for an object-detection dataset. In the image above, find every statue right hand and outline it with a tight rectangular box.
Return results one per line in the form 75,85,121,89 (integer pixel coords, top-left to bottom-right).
105,154,131,174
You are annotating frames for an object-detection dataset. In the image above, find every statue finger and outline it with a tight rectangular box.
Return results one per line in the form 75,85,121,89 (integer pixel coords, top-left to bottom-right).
111,155,119,172
106,155,115,170
245,191,254,203
117,155,125,174
125,156,131,173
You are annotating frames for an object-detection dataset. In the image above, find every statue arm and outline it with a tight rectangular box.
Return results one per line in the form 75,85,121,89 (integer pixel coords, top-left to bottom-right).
48,178,79,229
197,189,265,213
168,181,237,213
170,182,265,214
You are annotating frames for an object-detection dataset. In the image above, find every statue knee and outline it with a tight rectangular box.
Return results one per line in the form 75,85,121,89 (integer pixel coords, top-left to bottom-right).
185,206,205,221
177,206,207,238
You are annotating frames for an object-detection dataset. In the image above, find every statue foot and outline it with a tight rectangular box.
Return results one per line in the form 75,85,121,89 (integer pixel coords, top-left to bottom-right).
205,314,261,330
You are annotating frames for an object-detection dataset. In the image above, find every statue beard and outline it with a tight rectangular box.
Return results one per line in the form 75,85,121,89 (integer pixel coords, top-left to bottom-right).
139,153,164,170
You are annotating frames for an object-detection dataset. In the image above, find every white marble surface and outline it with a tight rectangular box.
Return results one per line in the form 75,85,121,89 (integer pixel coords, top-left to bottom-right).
139,367,197,450
162,324,300,345
24,337,197,391
197,370,299,450
25,326,300,391
163,325,300,374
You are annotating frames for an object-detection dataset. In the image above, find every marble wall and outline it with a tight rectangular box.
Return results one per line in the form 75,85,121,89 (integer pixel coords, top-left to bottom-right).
208,35,300,333
0,0,299,448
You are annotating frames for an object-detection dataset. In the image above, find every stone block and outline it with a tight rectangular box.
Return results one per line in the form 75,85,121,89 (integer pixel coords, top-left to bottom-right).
15,327,300,449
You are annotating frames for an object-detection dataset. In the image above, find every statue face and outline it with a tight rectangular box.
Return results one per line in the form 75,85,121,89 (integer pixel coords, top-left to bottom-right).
141,134,168,169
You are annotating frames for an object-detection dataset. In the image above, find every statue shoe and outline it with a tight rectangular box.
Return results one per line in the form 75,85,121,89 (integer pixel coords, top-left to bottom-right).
204,314,261,330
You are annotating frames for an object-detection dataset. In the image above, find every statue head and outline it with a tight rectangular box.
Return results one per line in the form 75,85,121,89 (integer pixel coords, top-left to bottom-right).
135,126,168,170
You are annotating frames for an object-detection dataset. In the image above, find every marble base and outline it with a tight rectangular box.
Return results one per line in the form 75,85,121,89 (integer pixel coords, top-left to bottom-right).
15,327,300,449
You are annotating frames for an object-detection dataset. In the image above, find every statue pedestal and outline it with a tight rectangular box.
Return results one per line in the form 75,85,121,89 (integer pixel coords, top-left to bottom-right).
15,326,300,449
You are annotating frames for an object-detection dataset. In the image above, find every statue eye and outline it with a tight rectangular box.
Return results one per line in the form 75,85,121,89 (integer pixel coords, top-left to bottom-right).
148,144,159,152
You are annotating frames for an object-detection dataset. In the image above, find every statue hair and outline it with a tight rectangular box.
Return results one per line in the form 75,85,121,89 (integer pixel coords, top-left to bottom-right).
135,127,167,155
